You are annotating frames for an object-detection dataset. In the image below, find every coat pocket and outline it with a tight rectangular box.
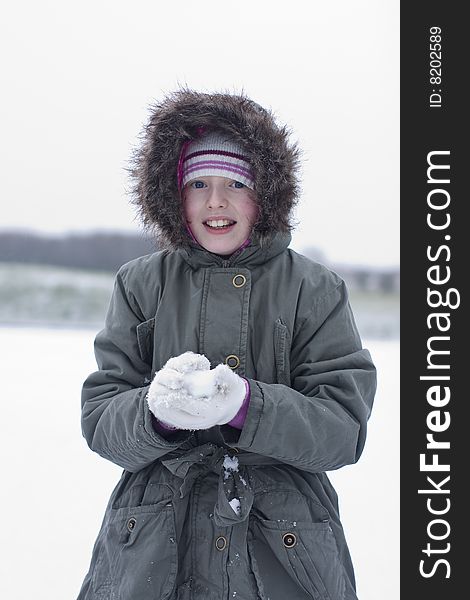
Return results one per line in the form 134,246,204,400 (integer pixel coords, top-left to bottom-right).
273,318,291,386
136,317,155,366
248,516,345,600
92,500,177,599
247,489,346,600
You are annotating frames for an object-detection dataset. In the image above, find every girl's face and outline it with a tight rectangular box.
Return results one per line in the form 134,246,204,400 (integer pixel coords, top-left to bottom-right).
182,176,258,256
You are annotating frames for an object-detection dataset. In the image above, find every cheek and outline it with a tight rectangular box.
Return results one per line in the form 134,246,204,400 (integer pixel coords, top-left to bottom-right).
243,197,259,224
182,194,196,222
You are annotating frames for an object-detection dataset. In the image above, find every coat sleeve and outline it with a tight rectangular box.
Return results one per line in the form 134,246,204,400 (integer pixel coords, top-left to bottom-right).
222,280,377,473
81,267,191,472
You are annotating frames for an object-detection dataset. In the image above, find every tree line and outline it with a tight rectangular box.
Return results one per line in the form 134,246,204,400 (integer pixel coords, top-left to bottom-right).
0,229,399,292
0,230,158,272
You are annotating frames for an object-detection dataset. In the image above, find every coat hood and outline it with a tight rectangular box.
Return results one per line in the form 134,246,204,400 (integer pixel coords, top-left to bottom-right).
129,89,301,250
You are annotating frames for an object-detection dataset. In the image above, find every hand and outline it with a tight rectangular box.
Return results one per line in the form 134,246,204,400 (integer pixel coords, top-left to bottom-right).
182,364,246,426
147,352,246,430
147,351,211,429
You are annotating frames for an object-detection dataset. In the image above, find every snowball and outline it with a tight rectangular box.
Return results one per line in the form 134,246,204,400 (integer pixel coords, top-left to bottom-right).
165,351,210,373
183,370,217,397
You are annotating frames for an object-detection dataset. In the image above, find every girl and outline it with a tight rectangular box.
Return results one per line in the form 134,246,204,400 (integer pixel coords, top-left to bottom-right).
78,89,376,600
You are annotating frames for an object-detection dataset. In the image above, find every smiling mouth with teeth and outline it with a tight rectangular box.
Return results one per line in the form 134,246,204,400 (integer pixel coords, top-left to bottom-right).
204,219,236,229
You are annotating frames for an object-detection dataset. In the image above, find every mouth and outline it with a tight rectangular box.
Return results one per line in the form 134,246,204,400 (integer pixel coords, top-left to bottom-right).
203,218,237,230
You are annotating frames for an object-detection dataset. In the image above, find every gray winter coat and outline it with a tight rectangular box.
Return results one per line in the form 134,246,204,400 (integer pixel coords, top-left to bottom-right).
77,231,376,600
78,90,376,599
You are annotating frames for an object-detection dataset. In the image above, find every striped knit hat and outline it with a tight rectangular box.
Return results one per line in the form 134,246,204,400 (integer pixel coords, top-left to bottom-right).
177,130,255,191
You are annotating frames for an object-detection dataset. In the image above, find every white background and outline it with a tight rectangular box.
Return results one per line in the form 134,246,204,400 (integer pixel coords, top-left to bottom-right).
0,0,399,267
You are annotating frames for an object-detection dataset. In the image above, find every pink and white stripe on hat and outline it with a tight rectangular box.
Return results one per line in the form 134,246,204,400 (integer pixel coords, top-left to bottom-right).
179,131,255,190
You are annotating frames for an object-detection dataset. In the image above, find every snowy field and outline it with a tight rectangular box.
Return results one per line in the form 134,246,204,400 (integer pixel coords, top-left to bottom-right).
0,326,399,600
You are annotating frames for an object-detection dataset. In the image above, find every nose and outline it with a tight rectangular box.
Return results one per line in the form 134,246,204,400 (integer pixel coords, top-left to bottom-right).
206,185,228,209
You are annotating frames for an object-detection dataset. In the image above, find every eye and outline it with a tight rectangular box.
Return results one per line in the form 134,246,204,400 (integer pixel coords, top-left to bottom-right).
230,180,245,189
190,180,207,189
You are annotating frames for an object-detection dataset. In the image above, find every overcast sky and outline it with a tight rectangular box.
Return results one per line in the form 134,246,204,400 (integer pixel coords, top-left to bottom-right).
1,1,399,267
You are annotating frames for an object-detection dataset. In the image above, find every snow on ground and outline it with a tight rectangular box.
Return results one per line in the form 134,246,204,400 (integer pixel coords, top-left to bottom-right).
328,339,399,600
0,327,398,600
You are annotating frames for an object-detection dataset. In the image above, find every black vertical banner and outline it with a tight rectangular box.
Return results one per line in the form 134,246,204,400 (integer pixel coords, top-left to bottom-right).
401,3,466,597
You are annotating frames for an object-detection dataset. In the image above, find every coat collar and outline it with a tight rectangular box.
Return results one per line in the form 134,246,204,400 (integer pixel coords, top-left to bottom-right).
177,231,292,269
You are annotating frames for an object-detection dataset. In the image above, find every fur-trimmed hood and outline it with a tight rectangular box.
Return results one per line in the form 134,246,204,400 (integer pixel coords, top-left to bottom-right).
129,89,301,249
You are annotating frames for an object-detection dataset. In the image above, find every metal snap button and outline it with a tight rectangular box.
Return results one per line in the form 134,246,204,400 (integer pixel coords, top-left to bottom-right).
127,517,137,532
232,274,246,288
282,532,297,548
215,536,227,551
225,355,240,369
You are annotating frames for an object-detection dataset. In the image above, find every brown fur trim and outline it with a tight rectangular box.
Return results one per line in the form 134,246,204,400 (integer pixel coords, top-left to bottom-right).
128,88,301,249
